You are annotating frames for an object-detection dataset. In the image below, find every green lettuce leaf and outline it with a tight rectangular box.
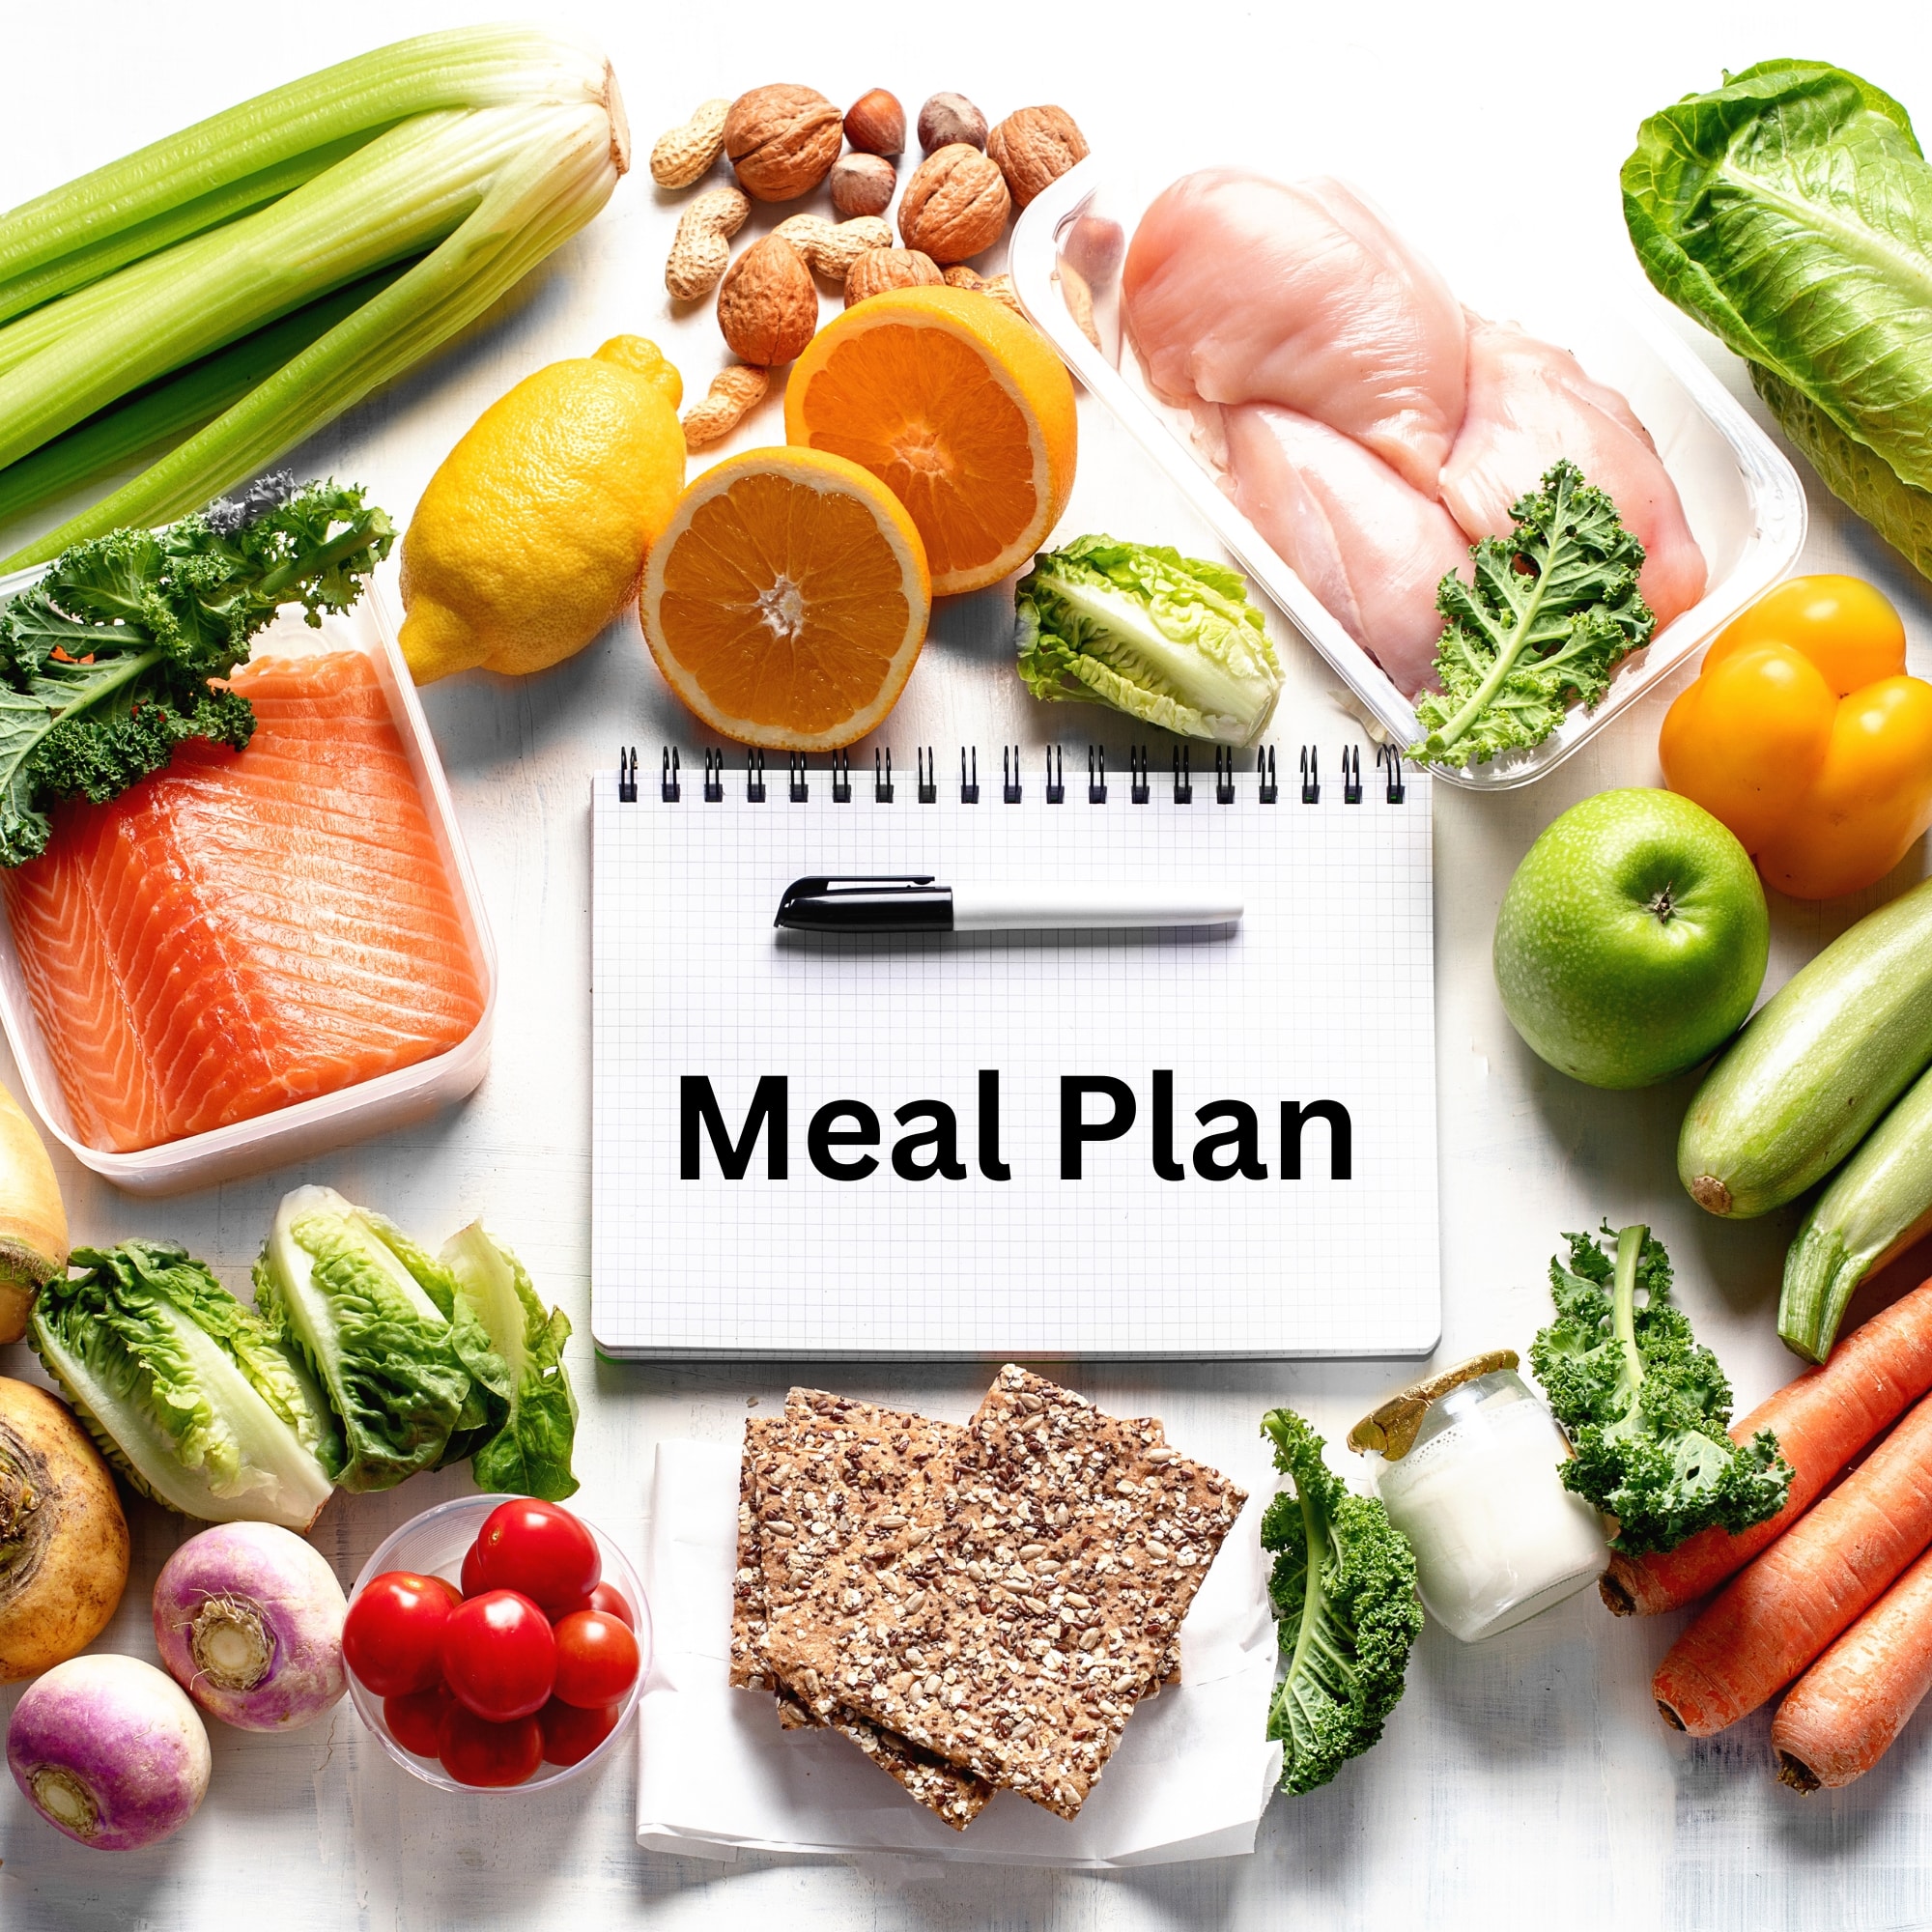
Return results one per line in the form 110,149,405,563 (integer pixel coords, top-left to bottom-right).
31,1238,334,1528
1015,534,1283,745
1751,366,1932,581
1623,61,1932,497
253,1184,471,1492
440,1223,579,1502
352,1208,506,1467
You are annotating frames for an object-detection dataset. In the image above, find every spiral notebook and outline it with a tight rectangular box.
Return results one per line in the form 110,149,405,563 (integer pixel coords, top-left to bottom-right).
590,744,1438,1359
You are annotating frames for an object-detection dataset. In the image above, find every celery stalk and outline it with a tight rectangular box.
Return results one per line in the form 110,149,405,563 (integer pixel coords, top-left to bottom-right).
0,267,410,531
0,26,614,292
0,26,627,567
0,133,375,330
3,106,622,567
0,105,581,470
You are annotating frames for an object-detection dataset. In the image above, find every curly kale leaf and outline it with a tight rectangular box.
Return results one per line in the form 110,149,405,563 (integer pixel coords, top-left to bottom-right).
0,478,392,865
1528,1223,1791,1556
1260,1406,1422,1796
1409,461,1654,768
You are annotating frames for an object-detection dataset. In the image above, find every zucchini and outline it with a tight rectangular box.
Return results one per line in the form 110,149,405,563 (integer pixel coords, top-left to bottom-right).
1780,1064,1932,1362
1679,878,1932,1218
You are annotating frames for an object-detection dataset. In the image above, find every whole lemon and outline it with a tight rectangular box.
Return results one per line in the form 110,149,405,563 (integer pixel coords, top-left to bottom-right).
399,337,686,683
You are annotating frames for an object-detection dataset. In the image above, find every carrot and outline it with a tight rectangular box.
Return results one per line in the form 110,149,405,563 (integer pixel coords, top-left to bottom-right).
1603,1277,1932,1616
1771,1542,1932,1791
1652,1389,1932,1735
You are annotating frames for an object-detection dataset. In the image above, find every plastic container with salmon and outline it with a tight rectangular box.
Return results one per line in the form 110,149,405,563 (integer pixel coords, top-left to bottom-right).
1008,156,1807,791
0,574,497,1195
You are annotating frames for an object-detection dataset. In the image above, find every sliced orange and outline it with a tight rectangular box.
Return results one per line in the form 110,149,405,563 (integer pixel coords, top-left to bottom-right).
640,446,931,752
784,286,1078,597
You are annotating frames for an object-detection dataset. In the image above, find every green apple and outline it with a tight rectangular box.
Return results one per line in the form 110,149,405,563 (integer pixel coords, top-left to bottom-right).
1493,788,1769,1090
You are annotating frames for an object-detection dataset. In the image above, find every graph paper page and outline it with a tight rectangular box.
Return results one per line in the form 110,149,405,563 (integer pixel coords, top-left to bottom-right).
590,754,1437,1358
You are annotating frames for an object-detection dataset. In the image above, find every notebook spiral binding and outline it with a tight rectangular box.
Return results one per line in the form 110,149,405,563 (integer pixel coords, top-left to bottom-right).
622,743,1412,806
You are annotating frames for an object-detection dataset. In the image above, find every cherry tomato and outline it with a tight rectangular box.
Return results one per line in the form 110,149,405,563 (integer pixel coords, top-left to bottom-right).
552,1610,640,1709
555,1581,636,1628
441,1589,556,1721
461,1539,488,1599
384,1682,454,1756
538,1696,623,1767
343,1571,461,1697
437,1703,543,1788
1704,574,1906,695
471,1499,601,1613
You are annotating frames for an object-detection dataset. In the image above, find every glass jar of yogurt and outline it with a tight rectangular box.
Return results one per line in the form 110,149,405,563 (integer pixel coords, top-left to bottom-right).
1350,1351,1609,1643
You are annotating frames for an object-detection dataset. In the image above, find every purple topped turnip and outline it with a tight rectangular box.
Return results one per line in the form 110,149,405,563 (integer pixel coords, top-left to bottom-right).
152,1522,346,1731
8,1654,211,1849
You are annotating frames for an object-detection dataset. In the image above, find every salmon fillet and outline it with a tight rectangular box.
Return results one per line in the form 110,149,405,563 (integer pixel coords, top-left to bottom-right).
3,650,486,1152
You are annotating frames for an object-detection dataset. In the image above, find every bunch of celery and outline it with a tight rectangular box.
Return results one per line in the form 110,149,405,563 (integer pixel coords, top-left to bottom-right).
0,26,630,571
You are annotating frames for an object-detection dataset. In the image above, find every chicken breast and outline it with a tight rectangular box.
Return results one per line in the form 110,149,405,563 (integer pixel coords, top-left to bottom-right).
1439,314,1708,628
1123,169,1467,493
1216,403,1470,697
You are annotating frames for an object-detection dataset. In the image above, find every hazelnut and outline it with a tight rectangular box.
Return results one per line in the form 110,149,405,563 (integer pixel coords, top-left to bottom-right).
830,153,896,220
723,85,843,202
898,144,1009,265
1061,213,1125,287
843,88,905,156
917,92,988,154
986,106,1090,210
717,235,819,365
845,249,945,305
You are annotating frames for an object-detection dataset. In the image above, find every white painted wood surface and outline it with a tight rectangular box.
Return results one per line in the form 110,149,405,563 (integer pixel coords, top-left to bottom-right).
2,4,1930,1925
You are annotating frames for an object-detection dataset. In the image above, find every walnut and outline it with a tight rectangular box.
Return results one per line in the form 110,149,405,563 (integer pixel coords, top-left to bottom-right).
845,248,944,305
897,145,1009,265
986,106,1089,210
716,235,819,365
723,85,843,202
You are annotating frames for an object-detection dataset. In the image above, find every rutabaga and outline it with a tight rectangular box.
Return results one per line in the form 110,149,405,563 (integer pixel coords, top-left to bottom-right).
1015,535,1283,745
29,1241,335,1532
0,26,629,565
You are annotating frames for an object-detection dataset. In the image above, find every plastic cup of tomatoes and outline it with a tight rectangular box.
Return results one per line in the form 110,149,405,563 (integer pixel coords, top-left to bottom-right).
344,1494,650,1793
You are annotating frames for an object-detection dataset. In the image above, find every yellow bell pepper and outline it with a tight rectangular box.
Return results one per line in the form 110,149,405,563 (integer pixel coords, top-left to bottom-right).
1661,576,1932,900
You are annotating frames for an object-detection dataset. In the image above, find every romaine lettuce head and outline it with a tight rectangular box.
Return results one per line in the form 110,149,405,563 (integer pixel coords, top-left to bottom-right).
1015,535,1282,745
440,1223,579,1502
1623,61,1932,500
253,1184,472,1492
31,1238,335,1529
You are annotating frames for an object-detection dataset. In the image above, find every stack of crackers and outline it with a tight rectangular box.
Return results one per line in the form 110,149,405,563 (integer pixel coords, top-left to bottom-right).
731,1364,1247,1829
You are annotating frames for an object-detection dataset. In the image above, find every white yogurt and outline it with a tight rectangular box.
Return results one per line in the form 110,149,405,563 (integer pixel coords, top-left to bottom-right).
1370,1370,1608,1643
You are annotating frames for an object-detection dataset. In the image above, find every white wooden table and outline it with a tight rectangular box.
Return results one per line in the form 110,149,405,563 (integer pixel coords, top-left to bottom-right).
4,4,1931,1925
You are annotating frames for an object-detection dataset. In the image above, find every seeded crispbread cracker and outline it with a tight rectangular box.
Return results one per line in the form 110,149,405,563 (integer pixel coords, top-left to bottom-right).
730,1416,781,1690
745,1392,994,1829
762,1365,1244,1820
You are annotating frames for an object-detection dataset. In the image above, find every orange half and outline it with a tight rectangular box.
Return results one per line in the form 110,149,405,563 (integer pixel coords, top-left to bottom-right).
640,446,931,752
784,286,1078,596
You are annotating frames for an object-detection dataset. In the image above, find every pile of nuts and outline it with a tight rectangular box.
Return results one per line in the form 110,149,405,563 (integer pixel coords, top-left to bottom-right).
650,86,1089,447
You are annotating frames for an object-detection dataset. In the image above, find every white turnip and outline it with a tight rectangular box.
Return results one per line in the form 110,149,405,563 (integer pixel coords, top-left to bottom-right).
7,1654,211,1849
0,1378,128,1681
153,1522,346,1730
